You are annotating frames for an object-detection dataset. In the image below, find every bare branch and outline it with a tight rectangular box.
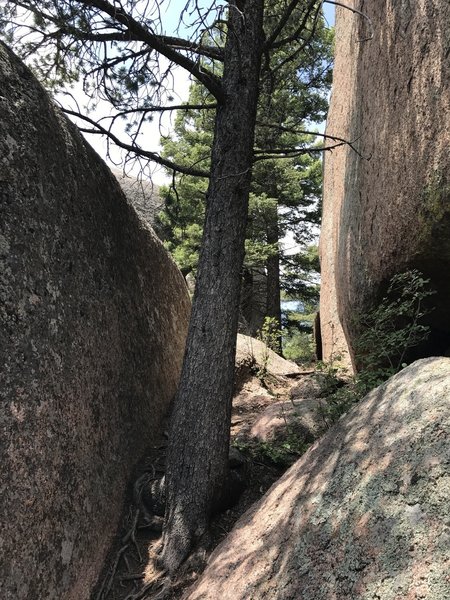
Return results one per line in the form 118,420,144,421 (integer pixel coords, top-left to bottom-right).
51,28,222,60
63,108,210,178
157,35,223,61
256,122,359,150
75,0,225,100
264,0,319,51
324,1,374,41
97,103,217,121
252,142,344,161
253,134,367,161
264,3,323,80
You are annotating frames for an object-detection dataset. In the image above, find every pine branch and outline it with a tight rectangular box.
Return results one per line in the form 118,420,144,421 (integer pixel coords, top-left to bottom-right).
63,108,210,178
324,1,374,41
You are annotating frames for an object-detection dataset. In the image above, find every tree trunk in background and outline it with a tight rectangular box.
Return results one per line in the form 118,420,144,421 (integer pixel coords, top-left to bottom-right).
314,311,323,361
266,207,283,354
160,0,265,573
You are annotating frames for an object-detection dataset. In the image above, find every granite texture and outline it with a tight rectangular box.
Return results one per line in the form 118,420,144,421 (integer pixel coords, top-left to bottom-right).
0,42,190,600
320,0,450,368
186,358,450,599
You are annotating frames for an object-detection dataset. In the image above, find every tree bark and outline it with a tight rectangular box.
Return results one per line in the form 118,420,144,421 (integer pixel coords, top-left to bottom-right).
265,212,283,354
160,0,265,573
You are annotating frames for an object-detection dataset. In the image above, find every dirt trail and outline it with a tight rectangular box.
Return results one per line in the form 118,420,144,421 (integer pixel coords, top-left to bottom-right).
92,366,314,600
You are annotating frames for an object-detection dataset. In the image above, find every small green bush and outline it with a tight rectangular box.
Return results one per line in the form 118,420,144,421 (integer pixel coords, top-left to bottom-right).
318,269,435,424
256,317,282,380
233,430,310,469
354,269,435,374
283,329,315,363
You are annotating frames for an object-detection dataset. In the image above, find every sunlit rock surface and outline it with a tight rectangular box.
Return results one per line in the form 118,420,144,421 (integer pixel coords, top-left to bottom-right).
186,358,450,599
320,1,450,368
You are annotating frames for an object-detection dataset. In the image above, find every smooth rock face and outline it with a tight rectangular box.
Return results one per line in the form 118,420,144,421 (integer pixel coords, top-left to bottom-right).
113,170,163,228
235,334,301,379
320,0,450,368
0,43,190,600
186,358,450,599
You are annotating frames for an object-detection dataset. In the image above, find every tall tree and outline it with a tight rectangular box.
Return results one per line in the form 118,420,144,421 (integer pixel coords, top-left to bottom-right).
1,0,350,571
158,34,331,343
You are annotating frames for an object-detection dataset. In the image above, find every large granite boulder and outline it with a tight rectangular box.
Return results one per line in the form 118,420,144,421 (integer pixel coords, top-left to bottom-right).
0,43,190,600
235,334,302,380
320,1,450,369
186,357,450,599
113,169,163,228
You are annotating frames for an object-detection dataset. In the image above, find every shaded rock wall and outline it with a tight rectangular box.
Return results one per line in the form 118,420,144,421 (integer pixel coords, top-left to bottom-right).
0,43,190,600
320,0,450,368
186,357,450,599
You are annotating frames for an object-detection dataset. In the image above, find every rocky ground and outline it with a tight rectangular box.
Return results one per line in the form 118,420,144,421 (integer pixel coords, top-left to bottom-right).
91,343,326,600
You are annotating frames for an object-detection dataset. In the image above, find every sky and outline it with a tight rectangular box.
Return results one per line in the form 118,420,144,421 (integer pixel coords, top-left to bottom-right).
80,2,335,185
323,2,336,27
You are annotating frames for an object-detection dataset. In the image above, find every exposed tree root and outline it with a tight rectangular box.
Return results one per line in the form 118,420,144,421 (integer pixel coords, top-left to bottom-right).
95,544,130,600
94,369,306,598
95,456,166,600
122,509,142,562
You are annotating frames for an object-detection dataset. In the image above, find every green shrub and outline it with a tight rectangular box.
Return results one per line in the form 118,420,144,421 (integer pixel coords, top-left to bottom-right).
283,329,315,363
256,317,282,380
318,269,435,424
354,269,435,374
233,430,310,469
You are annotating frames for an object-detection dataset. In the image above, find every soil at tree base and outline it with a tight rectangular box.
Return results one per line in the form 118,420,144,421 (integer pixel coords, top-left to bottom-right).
92,365,316,600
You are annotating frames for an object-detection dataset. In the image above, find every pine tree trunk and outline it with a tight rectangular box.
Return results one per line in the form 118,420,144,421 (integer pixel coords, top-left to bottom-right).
160,0,265,573
266,209,283,354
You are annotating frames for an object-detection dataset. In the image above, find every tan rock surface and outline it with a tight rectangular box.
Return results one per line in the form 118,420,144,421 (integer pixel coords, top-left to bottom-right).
318,1,356,371
320,0,450,368
236,334,302,378
0,43,190,600
185,358,450,599
113,170,163,228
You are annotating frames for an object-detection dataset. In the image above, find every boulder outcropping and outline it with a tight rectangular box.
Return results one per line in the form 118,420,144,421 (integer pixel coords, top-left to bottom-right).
113,170,163,228
0,42,190,600
235,333,302,380
186,357,450,599
320,1,450,368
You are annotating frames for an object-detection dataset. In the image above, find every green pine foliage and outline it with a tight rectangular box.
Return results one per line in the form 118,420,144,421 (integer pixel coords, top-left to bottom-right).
157,13,333,327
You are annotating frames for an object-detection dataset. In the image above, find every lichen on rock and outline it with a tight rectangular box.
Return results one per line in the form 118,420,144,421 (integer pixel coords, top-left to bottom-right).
0,41,190,600
185,358,450,599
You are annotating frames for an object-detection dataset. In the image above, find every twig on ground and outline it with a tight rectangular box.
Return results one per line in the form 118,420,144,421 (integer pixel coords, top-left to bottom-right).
122,509,142,562
120,573,145,582
95,544,130,600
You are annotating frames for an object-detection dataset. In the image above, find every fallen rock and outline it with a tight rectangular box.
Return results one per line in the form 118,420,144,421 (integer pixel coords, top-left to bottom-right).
0,42,190,600
235,334,301,381
186,358,450,599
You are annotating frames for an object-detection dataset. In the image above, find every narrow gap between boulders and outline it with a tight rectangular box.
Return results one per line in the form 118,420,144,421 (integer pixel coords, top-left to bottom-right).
92,366,317,600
